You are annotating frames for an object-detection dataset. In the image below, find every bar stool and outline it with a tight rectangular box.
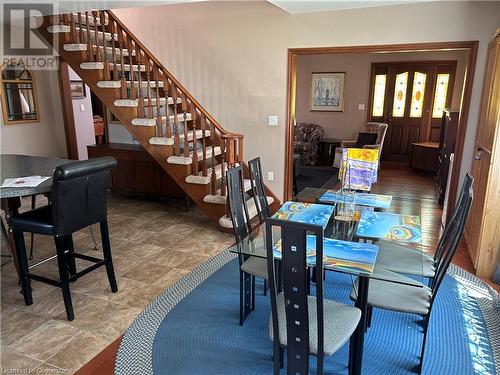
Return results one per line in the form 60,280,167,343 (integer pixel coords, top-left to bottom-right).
11,157,118,321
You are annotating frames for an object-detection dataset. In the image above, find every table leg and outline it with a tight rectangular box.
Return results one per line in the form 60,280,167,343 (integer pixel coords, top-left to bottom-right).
0,197,22,280
349,275,370,375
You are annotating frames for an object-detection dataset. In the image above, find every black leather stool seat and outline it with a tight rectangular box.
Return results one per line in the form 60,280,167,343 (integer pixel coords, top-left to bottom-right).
11,206,54,235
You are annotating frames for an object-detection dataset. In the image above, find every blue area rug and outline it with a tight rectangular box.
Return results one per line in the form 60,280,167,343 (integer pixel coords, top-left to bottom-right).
116,251,498,375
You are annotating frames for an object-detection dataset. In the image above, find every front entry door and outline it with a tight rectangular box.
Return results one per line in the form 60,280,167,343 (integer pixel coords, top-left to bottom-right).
369,61,456,162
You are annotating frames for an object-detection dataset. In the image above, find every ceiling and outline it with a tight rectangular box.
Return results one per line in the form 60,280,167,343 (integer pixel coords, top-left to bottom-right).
10,0,436,16
267,0,435,14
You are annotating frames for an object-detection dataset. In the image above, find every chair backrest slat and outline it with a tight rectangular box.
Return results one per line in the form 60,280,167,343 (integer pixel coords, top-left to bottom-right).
226,165,252,243
248,157,270,222
433,173,473,264
51,157,116,235
430,175,473,304
266,218,324,375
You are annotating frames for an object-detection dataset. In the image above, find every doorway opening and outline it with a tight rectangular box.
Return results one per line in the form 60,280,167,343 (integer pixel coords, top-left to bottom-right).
284,41,478,223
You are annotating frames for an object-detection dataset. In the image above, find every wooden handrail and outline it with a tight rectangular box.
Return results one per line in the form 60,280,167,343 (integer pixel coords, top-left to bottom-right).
106,10,230,137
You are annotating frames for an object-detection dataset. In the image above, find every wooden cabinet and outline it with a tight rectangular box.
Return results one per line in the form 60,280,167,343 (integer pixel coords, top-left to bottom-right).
410,142,439,173
436,109,459,205
87,143,186,199
465,30,500,278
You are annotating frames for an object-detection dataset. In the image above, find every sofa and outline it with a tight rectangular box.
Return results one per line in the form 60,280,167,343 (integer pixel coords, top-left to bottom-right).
293,122,324,166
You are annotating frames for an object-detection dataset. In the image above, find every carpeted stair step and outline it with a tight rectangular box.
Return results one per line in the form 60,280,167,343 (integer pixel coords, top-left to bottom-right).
185,162,226,185
131,113,193,126
202,179,253,204
80,62,104,70
109,63,149,72
218,197,274,228
149,129,211,146
76,27,112,42
71,13,108,26
48,25,71,33
63,44,135,57
167,146,222,165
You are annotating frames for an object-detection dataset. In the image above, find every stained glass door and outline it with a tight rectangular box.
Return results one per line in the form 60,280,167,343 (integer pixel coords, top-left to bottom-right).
369,62,456,162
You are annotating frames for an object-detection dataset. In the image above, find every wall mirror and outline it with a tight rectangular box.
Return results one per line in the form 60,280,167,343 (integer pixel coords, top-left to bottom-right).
0,63,39,125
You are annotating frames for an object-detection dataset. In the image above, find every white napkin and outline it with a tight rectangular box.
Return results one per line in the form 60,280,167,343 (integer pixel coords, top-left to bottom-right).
1,176,50,188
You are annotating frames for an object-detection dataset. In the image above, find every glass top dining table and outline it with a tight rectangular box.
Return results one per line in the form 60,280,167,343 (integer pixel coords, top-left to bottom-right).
228,191,427,375
228,198,426,286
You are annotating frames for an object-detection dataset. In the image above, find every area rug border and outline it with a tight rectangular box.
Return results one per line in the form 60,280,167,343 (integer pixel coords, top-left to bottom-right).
115,250,499,375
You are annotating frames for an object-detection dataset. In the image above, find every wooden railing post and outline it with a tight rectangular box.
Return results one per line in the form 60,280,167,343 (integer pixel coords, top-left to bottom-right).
162,73,172,139
85,11,92,61
191,102,198,174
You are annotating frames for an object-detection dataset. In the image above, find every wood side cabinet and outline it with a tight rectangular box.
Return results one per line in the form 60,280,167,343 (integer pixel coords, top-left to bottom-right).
87,143,186,199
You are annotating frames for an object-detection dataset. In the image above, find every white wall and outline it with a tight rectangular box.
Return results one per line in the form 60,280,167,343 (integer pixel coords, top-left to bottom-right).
114,1,500,199
68,67,95,160
0,69,67,158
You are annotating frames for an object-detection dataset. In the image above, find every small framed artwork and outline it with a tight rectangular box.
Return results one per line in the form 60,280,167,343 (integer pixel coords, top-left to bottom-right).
69,80,86,99
310,72,345,112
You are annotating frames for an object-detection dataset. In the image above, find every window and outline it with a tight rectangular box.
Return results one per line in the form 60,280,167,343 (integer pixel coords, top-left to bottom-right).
0,64,39,124
410,72,426,118
371,74,386,117
392,72,408,117
432,73,450,118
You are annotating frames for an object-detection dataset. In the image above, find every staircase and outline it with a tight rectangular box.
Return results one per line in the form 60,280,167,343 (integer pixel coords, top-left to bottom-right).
39,11,280,230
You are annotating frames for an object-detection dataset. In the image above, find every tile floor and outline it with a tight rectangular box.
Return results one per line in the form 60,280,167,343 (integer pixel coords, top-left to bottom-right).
1,194,234,373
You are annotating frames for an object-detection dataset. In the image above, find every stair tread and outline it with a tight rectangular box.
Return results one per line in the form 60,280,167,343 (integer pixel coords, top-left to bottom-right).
150,130,211,145
218,197,274,228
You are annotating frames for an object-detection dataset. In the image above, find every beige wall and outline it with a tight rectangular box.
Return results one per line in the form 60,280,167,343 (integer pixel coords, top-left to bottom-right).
295,51,468,140
0,70,67,158
118,2,499,198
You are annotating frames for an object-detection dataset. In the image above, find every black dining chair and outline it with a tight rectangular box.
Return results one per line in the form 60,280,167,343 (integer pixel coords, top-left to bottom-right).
248,157,270,223
226,165,268,325
11,157,119,321
266,218,361,375
374,173,473,281
350,177,473,374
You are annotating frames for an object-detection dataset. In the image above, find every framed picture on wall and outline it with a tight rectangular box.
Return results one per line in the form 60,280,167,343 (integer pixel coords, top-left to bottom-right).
69,80,86,99
310,72,345,111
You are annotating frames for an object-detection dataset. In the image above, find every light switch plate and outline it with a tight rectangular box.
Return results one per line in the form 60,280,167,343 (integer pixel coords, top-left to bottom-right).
80,104,85,112
267,171,274,181
358,104,365,110
268,115,278,126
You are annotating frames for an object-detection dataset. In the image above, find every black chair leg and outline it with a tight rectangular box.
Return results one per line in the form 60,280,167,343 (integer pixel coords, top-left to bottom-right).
12,229,32,305
29,195,36,260
419,314,430,374
263,279,267,296
239,270,244,326
55,236,74,321
279,347,284,369
251,275,256,311
100,220,118,293
64,235,77,277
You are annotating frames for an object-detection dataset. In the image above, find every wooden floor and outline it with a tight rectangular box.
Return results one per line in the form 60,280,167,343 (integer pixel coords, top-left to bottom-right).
75,163,499,375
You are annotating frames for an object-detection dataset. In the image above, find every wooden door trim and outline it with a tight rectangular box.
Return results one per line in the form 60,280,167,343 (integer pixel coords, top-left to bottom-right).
284,41,479,209
57,60,78,160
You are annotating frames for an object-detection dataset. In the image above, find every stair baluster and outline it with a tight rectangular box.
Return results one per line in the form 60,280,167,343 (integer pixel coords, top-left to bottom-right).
172,87,180,156
181,93,189,157
146,58,153,119
69,13,76,43
128,39,136,100
117,24,127,99
100,15,111,81
190,102,198,174
110,19,119,83
92,12,101,63
85,11,92,61
220,138,227,196
200,115,207,177
154,66,162,138
136,50,145,118
210,121,217,194
77,13,84,45
163,73,172,139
